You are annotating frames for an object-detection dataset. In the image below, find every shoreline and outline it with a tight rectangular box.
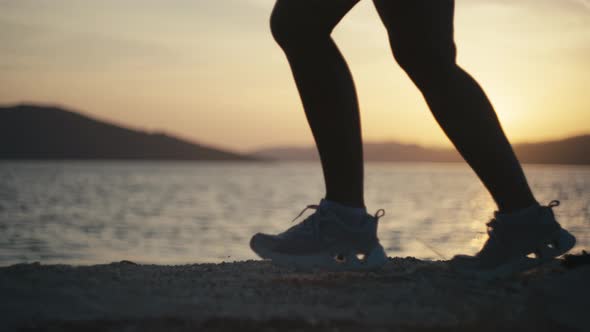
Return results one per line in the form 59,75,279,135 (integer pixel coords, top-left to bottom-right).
1,256,588,331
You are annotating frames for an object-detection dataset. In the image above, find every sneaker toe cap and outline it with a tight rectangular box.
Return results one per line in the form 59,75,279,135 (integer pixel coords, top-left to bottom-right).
449,254,479,270
250,233,280,257
451,254,474,261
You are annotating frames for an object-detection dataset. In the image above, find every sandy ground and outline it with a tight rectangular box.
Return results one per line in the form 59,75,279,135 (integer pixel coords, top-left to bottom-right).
1,256,589,332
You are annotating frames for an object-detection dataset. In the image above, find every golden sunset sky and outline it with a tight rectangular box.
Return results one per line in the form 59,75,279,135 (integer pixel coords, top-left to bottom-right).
1,0,589,152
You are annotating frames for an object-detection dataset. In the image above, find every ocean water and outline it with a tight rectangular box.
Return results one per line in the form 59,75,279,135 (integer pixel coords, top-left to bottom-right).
0,161,588,266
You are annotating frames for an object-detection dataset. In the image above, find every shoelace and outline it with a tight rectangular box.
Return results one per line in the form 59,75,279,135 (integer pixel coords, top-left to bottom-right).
291,205,386,224
287,204,386,244
291,204,320,223
285,205,321,239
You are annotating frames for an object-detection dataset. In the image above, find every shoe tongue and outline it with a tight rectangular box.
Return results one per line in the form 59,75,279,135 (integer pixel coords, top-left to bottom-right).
319,199,367,225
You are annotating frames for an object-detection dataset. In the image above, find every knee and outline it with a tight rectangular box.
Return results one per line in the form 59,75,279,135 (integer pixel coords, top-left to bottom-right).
270,4,331,52
392,42,458,85
269,11,298,50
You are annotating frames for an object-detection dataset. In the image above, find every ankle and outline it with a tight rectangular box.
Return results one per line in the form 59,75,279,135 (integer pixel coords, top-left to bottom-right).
323,195,365,209
496,202,540,217
497,198,539,214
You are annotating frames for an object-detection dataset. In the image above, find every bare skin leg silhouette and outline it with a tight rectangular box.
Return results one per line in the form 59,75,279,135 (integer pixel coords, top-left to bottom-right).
271,0,537,213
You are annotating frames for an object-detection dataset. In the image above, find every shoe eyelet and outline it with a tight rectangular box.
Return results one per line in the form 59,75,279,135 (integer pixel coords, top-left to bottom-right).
334,254,347,264
356,253,367,263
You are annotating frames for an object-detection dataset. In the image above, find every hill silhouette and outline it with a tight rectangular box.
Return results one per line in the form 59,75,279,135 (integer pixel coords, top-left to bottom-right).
253,135,590,165
0,104,255,161
2,104,588,164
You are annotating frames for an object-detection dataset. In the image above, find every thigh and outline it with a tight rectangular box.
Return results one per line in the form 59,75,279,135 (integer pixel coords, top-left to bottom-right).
373,0,455,53
272,0,360,34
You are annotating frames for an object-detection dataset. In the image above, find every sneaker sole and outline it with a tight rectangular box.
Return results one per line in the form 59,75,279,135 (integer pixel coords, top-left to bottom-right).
252,243,388,272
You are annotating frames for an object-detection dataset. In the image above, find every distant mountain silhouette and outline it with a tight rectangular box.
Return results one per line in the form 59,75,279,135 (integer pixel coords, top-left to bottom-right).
252,143,457,162
3,104,587,164
253,135,590,165
0,104,255,161
512,136,590,165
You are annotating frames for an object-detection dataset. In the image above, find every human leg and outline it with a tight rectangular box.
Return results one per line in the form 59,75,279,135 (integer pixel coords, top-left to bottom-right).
250,1,389,270
373,0,575,276
271,0,365,208
373,0,536,213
